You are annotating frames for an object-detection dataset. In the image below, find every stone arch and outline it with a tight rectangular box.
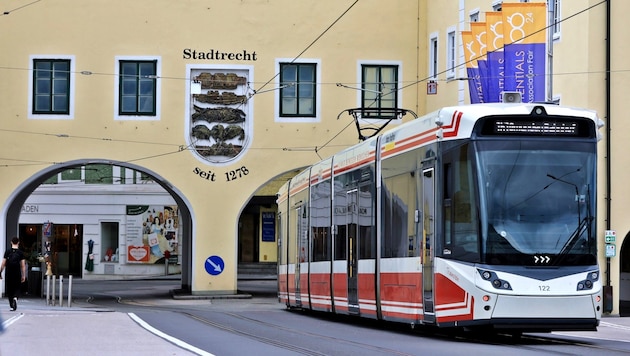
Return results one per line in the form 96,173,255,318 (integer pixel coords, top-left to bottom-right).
2,159,194,292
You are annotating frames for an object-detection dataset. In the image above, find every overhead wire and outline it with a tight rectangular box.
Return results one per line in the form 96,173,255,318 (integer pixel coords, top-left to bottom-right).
1,0,43,16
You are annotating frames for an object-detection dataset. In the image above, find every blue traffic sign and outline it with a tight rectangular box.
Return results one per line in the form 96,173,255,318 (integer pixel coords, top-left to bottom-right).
205,255,224,276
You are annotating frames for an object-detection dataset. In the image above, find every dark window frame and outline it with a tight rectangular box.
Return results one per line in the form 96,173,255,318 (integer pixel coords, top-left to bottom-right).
32,59,71,115
118,60,157,116
279,62,317,117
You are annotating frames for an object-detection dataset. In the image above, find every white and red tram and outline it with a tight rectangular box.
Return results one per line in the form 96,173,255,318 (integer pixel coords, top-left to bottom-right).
277,103,603,332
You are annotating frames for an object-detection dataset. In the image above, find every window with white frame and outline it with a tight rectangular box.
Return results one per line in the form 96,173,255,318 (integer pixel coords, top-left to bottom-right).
446,28,456,79
429,33,438,79
551,0,561,39
115,57,161,120
470,11,480,23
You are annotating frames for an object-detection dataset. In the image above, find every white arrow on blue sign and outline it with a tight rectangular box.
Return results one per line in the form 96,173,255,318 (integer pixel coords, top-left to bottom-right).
205,255,224,276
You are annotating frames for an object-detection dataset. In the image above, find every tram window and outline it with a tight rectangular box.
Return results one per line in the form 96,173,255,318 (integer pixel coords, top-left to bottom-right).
382,174,413,258
443,144,480,262
358,182,376,259
311,181,332,262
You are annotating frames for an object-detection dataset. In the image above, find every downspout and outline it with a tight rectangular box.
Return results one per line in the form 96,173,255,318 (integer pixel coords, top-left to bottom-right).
605,0,612,313
547,1,553,101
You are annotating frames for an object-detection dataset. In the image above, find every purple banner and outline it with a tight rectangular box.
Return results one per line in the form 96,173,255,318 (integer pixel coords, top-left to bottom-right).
486,51,504,103
477,59,490,103
503,43,545,103
467,67,483,104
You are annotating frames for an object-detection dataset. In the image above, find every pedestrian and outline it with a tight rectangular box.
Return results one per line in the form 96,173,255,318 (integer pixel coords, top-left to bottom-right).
0,237,27,311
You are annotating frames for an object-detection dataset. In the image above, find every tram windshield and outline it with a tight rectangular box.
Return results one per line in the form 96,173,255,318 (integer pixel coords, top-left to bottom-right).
476,140,597,266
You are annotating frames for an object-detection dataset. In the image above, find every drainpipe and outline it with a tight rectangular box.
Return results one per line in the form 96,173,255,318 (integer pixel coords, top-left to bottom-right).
547,1,553,101
604,0,613,314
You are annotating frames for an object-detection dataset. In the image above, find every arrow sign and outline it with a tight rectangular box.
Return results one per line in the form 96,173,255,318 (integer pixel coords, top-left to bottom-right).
205,255,224,276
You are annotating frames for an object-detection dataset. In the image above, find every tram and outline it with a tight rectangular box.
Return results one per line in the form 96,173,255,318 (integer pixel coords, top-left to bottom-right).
277,102,603,332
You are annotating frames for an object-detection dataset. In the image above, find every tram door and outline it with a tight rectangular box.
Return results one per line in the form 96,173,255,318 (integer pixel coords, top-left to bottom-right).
346,188,360,314
422,167,435,319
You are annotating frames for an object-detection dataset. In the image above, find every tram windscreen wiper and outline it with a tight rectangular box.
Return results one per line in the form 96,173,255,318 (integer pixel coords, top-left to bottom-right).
554,217,590,264
546,173,580,225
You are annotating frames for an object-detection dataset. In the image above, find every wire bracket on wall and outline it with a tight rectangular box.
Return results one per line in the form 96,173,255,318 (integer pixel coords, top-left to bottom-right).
337,107,418,141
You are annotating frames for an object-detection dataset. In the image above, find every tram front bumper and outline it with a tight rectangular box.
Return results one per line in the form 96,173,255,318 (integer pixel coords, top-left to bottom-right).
488,294,600,331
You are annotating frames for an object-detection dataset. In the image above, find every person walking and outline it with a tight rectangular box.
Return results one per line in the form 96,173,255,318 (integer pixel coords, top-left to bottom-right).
0,237,26,311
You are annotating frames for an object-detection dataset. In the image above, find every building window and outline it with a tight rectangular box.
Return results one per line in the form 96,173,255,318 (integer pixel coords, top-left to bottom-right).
60,167,82,183
33,59,70,115
279,63,316,117
551,0,561,39
470,11,479,23
429,34,439,79
361,64,399,118
446,28,456,79
101,222,119,263
118,60,157,116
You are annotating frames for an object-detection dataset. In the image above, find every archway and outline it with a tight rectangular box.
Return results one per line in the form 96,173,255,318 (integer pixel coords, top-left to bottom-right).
3,159,194,292
236,168,303,278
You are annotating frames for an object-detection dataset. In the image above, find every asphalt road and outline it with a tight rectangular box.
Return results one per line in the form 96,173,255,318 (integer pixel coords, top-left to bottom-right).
4,277,630,356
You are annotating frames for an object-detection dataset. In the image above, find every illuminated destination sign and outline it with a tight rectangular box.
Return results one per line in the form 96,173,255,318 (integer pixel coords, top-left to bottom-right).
494,120,578,135
477,117,595,138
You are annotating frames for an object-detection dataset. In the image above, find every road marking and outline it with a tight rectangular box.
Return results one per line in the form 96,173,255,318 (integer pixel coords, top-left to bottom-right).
128,312,215,356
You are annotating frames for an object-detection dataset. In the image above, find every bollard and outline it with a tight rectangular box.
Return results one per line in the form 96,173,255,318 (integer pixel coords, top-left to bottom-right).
46,275,51,305
51,275,56,306
68,275,73,307
59,275,63,307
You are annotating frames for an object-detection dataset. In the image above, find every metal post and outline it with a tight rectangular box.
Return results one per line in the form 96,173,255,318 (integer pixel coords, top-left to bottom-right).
51,275,56,306
46,275,51,305
68,275,73,307
59,275,63,307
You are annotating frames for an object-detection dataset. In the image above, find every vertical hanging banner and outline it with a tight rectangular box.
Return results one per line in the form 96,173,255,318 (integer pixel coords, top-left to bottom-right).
485,12,504,103
502,2,547,103
471,22,490,103
461,31,484,104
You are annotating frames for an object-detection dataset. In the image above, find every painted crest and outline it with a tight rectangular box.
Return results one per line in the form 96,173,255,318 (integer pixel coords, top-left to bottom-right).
187,67,252,164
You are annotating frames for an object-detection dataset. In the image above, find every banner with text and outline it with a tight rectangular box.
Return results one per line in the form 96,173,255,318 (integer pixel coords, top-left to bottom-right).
501,2,547,103
462,3,546,103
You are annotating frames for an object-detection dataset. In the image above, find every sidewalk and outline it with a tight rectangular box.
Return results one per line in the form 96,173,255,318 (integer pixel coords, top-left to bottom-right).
0,297,203,356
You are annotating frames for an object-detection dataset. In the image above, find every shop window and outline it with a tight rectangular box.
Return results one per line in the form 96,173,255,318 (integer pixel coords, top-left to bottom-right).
101,222,119,263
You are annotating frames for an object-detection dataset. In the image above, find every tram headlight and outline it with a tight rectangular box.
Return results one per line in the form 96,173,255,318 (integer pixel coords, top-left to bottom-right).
576,270,599,291
477,269,513,290
585,280,593,289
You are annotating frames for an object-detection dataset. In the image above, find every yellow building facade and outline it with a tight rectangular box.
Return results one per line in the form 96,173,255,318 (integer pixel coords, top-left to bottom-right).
0,0,425,295
1,0,628,314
